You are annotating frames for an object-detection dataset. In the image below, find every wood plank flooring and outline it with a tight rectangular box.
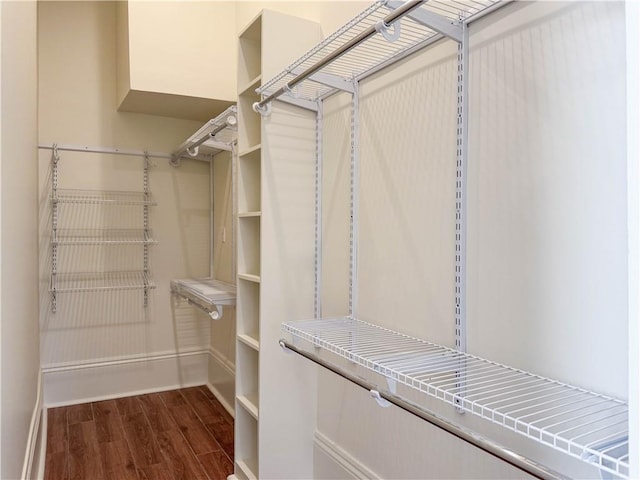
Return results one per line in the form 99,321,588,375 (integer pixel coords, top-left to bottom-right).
44,386,234,480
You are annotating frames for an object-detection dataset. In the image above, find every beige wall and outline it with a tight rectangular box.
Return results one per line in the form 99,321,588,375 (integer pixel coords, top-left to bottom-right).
0,1,40,478
38,1,213,401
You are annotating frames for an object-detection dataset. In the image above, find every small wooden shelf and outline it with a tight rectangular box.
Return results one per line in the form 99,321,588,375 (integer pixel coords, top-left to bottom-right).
238,334,260,351
238,273,260,283
239,75,262,97
235,459,258,480
237,394,259,420
239,212,261,218
239,144,261,158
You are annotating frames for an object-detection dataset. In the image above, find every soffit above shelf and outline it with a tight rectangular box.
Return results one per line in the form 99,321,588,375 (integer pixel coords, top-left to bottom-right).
117,89,234,122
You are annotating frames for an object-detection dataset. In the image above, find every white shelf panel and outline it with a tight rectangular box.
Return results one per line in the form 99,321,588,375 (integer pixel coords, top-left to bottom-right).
238,334,260,351
239,212,261,218
171,277,235,306
52,228,157,245
238,273,261,284
51,271,155,293
53,189,156,206
237,394,259,420
238,144,261,158
239,75,262,96
235,460,258,480
283,317,630,478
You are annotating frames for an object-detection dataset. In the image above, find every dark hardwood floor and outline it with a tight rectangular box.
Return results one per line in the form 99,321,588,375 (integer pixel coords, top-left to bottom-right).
44,386,234,480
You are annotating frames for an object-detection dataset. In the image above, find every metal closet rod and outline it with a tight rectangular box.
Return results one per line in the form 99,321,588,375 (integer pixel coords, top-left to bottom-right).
39,143,172,160
279,339,568,480
254,0,427,112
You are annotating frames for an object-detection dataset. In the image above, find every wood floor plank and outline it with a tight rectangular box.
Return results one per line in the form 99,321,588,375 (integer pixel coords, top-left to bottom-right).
138,393,177,433
68,421,105,480
44,451,68,480
158,390,187,408
181,387,218,420
67,403,93,425
203,417,234,460
198,386,234,424
116,396,143,417
46,406,68,454
197,450,234,479
165,403,221,456
138,463,175,480
45,387,234,480
99,440,139,480
156,429,208,480
121,411,163,469
93,400,125,443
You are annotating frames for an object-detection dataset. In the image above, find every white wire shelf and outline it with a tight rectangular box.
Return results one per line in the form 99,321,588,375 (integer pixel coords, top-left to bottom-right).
257,0,499,104
52,228,157,245
282,317,629,478
53,189,156,206
172,105,238,161
170,278,236,309
51,271,155,293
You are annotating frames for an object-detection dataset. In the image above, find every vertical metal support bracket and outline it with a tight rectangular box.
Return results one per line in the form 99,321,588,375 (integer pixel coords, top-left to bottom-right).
143,153,150,308
51,144,60,313
349,81,360,319
454,18,469,413
315,100,324,320
231,142,238,284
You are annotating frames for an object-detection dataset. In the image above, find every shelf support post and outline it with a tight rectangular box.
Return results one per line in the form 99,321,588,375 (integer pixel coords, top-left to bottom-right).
51,144,60,313
349,81,360,319
454,16,469,412
315,100,324,320
143,153,150,308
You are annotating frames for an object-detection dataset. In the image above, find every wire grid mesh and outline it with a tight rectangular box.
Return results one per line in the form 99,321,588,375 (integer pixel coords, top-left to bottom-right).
283,317,629,478
170,278,236,309
52,271,156,293
53,189,156,206
258,0,498,103
52,228,157,245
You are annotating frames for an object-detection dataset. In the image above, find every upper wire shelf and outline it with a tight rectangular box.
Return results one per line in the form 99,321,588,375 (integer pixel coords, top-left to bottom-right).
53,189,156,206
256,0,500,107
52,228,157,246
172,105,238,163
283,317,629,478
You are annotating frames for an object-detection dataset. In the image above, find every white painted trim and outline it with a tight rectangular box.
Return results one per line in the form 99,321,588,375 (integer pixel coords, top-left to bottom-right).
21,370,43,480
37,408,47,480
41,347,208,373
205,382,235,419
43,349,209,407
627,2,640,478
209,345,235,376
207,347,236,418
314,431,381,480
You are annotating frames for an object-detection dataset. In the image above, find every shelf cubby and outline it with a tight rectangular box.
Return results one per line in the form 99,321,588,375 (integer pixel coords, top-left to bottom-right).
238,147,261,214
238,90,262,153
237,279,260,344
238,216,260,278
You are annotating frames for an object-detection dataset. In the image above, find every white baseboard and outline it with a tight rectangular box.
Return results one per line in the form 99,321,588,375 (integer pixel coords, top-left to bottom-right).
22,370,44,480
42,349,209,407
314,431,380,480
207,346,236,418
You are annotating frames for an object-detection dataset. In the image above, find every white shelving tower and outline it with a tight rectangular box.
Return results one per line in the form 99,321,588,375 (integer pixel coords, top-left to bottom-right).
234,10,323,480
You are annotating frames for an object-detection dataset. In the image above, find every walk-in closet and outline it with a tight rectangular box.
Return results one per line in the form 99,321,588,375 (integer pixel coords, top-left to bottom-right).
0,1,637,480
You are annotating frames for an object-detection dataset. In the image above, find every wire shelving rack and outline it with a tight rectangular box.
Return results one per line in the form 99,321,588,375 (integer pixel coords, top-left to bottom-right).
283,317,629,478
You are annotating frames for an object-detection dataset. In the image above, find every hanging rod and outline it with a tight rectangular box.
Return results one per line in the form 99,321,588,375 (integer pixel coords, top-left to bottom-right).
38,143,172,160
253,0,427,114
279,338,568,480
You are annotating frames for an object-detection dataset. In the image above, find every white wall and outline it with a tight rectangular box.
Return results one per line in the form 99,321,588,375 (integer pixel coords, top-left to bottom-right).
316,1,629,478
38,1,213,404
0,1,40,478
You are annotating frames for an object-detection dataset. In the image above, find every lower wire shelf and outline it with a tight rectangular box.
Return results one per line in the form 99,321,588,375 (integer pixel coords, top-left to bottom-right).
282,317,629,478
170,277,236,320
51,271,155,293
